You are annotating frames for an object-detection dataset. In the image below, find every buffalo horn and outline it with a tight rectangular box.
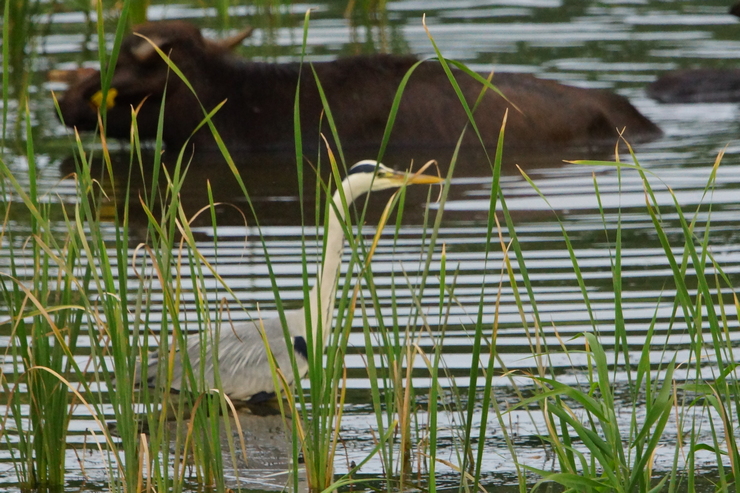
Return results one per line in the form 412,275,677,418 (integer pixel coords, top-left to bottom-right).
131,35,164,62
216,26,254,51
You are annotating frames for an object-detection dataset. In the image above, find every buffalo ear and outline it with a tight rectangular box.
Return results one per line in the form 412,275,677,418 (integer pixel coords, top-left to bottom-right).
214,26,254,51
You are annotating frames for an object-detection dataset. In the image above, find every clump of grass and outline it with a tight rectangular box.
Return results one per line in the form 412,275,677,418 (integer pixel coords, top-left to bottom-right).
0,10,252,492
2,0,43,146
0,102,135,487
499,143,740,492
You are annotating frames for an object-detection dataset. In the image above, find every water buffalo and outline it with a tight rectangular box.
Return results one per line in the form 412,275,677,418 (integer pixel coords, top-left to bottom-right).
647,68,740,104
647,3,740,104
58,20,662,152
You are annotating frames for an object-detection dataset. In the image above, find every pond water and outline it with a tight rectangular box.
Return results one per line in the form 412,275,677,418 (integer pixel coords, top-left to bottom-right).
2,0,740,491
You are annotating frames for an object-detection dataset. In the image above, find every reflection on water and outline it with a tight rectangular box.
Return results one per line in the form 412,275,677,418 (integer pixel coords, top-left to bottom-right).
218,410,298,491
2,0,740,490
58,143,623,232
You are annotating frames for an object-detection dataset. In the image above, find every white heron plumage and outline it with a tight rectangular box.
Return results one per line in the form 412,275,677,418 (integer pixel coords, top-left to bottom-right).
133,160,443,403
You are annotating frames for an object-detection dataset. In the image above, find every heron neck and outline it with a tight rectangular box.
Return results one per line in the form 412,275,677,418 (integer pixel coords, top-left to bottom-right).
306,179,357,347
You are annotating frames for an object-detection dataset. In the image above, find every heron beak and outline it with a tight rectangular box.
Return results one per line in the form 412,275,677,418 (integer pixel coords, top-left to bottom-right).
402,170,445,185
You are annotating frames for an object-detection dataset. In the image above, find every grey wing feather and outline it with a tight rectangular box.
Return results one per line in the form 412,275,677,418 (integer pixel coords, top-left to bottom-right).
134,309,308,401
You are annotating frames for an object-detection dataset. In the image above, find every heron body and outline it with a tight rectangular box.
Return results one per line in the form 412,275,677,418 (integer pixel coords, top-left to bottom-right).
134,160,443,403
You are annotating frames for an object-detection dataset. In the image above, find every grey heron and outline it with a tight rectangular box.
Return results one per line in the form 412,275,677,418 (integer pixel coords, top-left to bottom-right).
133,160,443,403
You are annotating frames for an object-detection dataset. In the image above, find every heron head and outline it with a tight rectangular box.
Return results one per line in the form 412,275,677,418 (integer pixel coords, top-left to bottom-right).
346,160,444,194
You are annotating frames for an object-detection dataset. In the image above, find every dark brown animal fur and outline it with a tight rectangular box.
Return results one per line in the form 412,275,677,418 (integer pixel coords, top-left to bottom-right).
58,20,662,152
647,2,740,104
647,68,740,103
